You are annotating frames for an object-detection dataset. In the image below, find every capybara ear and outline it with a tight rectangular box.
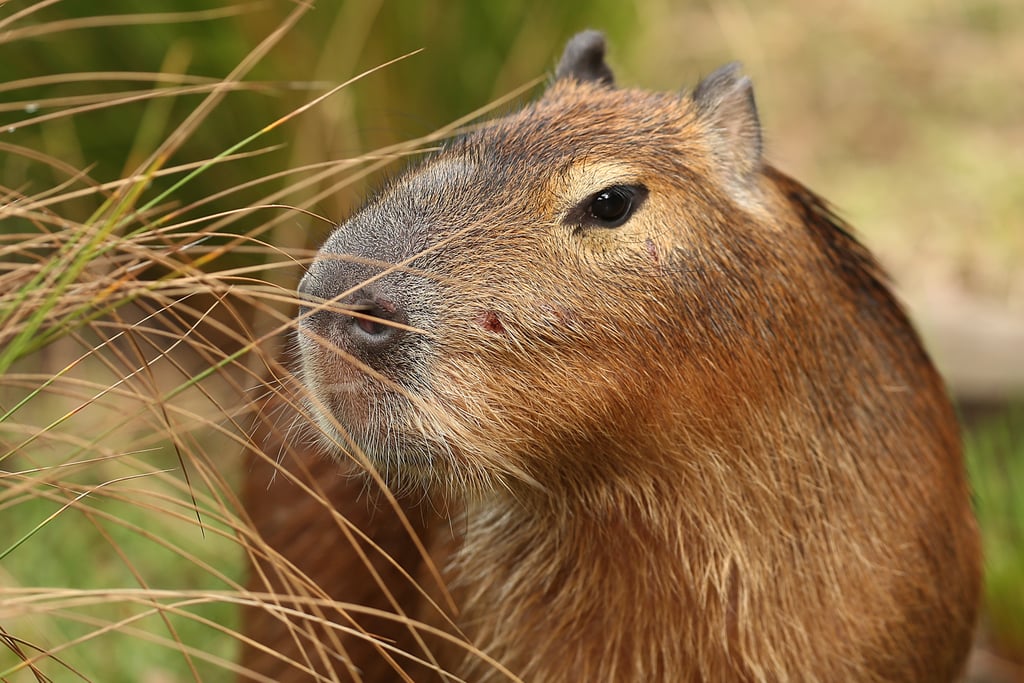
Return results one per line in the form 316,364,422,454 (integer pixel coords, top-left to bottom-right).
555,30,615,86
693,63,763,182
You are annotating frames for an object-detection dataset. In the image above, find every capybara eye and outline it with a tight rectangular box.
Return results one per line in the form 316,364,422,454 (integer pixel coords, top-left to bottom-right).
589,186,633,225
582,185,647,228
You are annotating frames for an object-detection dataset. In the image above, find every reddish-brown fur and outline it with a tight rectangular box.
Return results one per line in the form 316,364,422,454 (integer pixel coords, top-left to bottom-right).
240,31,981,682
239,397,454,681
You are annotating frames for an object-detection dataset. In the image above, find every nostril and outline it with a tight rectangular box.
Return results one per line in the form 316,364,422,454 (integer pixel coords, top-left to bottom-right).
355,315,388,336
348,298,406,348
298,278,409,358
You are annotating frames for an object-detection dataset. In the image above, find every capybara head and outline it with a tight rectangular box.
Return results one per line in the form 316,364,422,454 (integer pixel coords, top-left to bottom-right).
298,30,946,509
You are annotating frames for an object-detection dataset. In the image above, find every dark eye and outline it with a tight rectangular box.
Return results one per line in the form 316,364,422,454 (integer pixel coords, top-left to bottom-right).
568,184,647,229
590,186,633,223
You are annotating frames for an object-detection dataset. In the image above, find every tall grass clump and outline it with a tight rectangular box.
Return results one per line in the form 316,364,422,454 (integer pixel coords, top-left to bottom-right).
0,3,446,680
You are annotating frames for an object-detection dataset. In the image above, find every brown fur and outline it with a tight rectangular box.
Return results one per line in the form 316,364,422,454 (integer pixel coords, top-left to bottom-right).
241,31,981,682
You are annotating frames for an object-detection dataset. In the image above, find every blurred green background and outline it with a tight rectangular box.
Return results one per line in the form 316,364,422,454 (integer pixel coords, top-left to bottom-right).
1,0,1022,681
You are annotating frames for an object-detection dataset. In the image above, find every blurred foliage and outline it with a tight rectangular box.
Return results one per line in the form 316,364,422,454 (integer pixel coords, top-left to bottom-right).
968,403,1024,658
1,491,241,681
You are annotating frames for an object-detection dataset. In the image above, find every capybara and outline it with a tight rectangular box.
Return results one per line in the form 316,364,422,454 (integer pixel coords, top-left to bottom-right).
241,30,981,682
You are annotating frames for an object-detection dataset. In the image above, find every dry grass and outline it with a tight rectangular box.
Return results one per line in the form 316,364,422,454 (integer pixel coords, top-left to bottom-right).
0,4,422,679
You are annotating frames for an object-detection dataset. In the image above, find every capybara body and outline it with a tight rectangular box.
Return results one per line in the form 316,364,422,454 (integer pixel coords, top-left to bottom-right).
242,31,981,682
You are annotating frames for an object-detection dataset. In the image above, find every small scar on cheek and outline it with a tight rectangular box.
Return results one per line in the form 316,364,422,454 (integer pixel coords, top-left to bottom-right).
477,310,506,335
645,238,660,265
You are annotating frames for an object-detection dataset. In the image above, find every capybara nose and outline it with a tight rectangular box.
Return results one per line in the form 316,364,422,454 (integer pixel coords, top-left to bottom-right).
298,270,409,362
